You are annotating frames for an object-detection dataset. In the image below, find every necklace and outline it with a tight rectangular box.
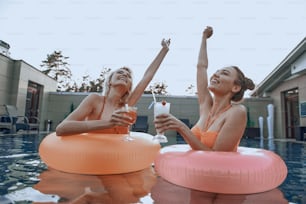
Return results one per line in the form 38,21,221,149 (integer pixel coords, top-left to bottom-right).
204,104,232,131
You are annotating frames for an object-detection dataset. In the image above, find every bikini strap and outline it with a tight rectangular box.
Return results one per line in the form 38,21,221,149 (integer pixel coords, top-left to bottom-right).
204,104,232,131
98,96,106,119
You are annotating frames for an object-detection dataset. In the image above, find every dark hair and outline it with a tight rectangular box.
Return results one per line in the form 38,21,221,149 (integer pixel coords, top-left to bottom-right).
231,66,255,102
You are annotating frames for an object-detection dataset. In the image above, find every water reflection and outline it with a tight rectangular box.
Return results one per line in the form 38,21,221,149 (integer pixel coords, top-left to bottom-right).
0,134,46,196
241,138,305,203
33,167,156,203
8,167,290,204
151,177,289,204
0,134,304,203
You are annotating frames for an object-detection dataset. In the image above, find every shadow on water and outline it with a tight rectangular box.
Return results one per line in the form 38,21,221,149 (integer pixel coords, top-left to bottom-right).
0,134,305,203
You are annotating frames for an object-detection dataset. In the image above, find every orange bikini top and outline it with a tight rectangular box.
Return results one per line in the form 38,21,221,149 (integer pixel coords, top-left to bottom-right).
191,126,239,151
191,126,218,149
191,104,239,151
93,97,129,134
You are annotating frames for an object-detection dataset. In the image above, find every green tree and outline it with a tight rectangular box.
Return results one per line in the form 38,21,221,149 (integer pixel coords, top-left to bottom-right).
88,68,111,93
144,81,168,95
185,84,197,95
78,75,91,92
40,50,72,91
63,67,111,93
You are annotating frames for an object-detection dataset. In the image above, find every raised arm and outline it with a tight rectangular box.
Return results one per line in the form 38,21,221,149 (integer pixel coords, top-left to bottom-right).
196,27,213,114
127,39,170,106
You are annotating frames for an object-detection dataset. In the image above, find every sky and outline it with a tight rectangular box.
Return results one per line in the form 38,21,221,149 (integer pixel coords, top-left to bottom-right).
1,0,305,96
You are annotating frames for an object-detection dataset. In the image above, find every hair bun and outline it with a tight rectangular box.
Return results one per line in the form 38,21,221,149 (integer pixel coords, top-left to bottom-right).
244,77,255,90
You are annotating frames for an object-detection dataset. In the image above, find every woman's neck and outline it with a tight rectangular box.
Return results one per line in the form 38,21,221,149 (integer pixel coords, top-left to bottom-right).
211,95,232,116
203,96,232,131
106,89,126,107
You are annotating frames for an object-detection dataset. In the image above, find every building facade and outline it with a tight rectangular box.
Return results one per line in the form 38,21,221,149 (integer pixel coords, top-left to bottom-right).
252,37,306,140
0,52,57,130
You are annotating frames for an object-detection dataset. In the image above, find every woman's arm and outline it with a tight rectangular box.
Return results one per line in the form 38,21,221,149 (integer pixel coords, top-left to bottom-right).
154,108,245,151
128,39,170,106
196,27,213,115
154,113,212,150
55,94,133,136
55,94,104,136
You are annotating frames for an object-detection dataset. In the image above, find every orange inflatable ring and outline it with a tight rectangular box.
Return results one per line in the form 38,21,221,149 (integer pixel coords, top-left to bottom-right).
154,144,287,194
39,132,160,175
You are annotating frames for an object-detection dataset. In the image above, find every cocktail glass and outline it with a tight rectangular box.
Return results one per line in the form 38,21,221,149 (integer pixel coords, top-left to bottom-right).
123,105,138,142
153,101,170,143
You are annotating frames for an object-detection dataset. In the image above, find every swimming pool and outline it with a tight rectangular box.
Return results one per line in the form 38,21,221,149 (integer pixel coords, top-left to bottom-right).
0,133,305,203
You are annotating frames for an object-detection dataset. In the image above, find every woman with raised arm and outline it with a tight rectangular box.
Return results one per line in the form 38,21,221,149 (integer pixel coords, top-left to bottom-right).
56,39,170,136
154,27,255,151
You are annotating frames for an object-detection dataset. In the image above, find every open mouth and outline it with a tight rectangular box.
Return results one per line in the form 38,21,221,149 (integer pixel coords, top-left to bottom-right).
118,76,127,83
210,78,219,84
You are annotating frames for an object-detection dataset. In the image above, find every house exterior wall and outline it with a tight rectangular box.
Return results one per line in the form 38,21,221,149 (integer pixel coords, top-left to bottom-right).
242,97,273,137
0,54,57,130
47,92,89,130
47,93,273,144
17,60,58,127
0,54,17,105
269,74,306,138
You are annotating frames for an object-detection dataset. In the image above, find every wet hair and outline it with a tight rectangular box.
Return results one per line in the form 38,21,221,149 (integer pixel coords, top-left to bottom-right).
103,67,133,104
231,66,255,102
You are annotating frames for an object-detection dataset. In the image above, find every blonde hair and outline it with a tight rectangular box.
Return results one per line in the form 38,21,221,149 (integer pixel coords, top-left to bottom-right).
103,67,133,104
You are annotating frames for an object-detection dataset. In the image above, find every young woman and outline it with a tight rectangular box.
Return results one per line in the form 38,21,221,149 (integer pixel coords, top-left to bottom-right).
154,27,255,151
56,39,170,136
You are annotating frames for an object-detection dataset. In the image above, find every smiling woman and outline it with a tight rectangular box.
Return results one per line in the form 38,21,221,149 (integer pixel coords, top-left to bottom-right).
55,39,170,136
154,26,255,151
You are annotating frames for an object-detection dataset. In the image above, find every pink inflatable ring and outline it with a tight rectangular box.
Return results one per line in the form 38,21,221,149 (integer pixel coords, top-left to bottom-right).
154,144,287,194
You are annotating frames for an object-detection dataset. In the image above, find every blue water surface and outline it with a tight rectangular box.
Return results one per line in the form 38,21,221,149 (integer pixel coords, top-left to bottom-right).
0,133,305,203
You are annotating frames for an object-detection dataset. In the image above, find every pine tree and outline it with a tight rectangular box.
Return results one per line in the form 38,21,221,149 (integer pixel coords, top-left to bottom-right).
40,50,72,91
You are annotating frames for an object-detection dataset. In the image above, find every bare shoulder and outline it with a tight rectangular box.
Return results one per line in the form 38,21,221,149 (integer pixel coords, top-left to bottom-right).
81,93,104,106
232,104,246,111
87,93,102,99
85,93,104,101
229,104,247,116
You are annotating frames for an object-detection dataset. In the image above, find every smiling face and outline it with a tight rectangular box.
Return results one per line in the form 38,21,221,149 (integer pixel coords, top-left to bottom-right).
103,67,133,98
208,67,241,97
110,67,133,91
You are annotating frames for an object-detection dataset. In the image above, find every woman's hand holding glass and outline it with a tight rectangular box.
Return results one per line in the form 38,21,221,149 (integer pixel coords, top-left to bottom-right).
153,101,170,143
111,105,137,141
122,105,138,141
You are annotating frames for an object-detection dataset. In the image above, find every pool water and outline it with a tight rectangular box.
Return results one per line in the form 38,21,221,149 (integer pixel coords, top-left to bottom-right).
0,133,305,204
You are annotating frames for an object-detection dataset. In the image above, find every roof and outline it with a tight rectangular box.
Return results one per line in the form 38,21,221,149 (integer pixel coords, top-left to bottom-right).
0,40,10,49
251,37,306,97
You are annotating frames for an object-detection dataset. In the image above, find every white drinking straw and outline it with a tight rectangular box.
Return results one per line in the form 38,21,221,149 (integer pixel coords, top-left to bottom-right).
151,89,157,103
125,103,129,111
